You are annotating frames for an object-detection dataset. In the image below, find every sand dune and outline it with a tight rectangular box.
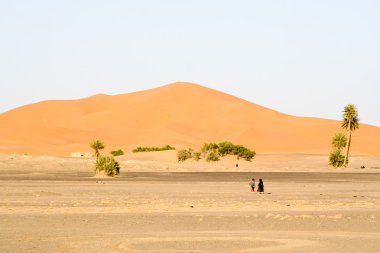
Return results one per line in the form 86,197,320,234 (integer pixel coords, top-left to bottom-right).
0,82,379,156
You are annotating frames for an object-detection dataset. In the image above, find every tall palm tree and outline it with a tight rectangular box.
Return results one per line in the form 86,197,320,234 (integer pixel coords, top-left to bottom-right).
341,104,359,166
89,140,105,158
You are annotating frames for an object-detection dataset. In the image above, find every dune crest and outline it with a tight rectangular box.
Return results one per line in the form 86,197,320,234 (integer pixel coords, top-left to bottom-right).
0,82,379,156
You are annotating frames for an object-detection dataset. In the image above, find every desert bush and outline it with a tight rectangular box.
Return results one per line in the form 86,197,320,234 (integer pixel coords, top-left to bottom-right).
329,149,345,168
110,149,124,156
177,149,192,162
179,142,255,162
217,141,236,156
192,151,202,161
133,145,175,153
206,151,220,162
93,155,120,176
199,141,256,161
201,143,218,153
216,142,256,161
233,145,256,161
162,144,176,150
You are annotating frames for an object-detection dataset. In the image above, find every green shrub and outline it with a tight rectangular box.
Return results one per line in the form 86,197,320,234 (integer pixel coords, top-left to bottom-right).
233,145,256,161
93,155,120,176
133,145,176,153
192,152,202,161
239,149,256,161
329,149,345,168
177,149,192,162
181,142,255,162
162,144,176,150
201,143,218,153
110,149,124,156
206,151,220,162
217,141,236,156
216,141,256,161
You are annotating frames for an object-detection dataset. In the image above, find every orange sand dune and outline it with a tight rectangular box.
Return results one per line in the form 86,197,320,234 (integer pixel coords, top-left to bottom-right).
0,82,379,156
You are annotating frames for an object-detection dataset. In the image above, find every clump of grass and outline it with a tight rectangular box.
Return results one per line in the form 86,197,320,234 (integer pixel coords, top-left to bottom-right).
201,143,219,153
206,151,220,162
110,149,124,156
93,155,120,177
177,149,192,162
192,151,202,161
132,145,176,153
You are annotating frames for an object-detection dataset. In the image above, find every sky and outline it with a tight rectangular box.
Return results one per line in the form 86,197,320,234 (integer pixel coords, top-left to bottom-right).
1,0,379,126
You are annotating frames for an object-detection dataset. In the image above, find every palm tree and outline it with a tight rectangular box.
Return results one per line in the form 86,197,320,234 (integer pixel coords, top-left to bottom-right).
331,132,347,150
89,140,105,158
341,104,359,166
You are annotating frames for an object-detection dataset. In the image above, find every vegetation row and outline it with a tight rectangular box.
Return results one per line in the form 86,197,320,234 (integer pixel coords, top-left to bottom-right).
177,141,256,162
132,145,176,153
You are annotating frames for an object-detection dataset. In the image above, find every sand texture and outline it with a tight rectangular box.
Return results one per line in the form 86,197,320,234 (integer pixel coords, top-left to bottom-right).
1,154,380,252
0,82,379,156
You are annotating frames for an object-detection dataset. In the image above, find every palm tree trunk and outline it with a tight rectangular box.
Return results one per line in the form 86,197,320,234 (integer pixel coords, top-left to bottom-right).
344,120,352,167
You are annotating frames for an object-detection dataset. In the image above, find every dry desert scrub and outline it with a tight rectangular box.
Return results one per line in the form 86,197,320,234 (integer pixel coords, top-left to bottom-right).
93,155,120,177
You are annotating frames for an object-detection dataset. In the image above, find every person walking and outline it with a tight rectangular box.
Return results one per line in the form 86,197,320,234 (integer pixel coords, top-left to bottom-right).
249,178,255,192
257,178,264,193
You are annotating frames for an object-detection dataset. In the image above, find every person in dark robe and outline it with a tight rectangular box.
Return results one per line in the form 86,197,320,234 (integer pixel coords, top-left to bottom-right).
257,178,264,193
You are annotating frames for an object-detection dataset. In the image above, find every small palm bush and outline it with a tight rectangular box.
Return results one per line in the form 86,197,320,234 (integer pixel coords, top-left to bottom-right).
329,149,345,168
90,140,105,158
328,132,347,168
110,149,124,156
94,155,120,176
331,133,347,150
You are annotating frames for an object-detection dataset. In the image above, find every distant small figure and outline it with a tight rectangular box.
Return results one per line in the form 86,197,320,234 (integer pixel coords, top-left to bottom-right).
236,164,239,168
360,165,365,169
257,178,264,193
249,178,255,192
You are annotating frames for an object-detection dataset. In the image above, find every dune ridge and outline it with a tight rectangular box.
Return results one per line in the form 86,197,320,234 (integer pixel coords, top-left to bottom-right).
0,82,379,156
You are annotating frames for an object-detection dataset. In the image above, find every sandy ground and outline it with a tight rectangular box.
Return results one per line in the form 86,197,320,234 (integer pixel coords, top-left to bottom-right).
1,153,380,252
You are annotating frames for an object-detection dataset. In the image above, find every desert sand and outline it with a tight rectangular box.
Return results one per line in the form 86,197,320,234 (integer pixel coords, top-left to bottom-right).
1,82,380,252
0,82,380,156
1,152,380,253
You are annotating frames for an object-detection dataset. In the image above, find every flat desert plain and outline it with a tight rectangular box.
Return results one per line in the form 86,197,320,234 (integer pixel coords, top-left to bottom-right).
1,152,380,253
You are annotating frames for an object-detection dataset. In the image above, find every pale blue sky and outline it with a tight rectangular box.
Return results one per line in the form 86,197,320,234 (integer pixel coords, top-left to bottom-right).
1,0,379,126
